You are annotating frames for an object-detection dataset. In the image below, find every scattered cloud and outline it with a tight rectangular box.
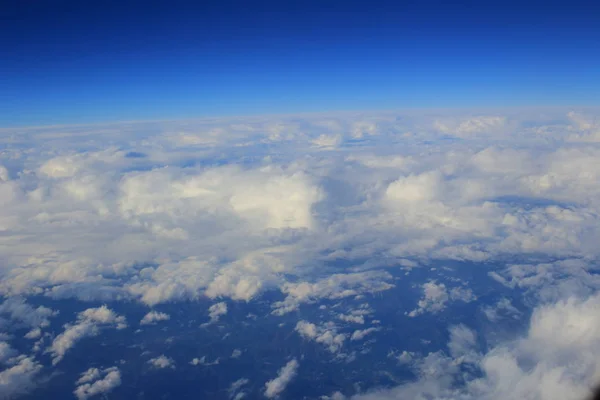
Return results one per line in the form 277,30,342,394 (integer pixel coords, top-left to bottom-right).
140,310,170,325
350,327,379,341
264,359,299,398
296,321,346,353
0,355,42,398
407,281,475,317
74,367,121,400
205,302,228,325
190,356,220,366
48,306,127,365
2,109,600,399
148,355,175,369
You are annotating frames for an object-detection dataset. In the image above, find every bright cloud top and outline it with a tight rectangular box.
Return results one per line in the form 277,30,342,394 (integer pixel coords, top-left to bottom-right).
0,109,600,399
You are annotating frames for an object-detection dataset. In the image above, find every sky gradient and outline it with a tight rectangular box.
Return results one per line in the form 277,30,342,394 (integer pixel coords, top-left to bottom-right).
2,0,600,126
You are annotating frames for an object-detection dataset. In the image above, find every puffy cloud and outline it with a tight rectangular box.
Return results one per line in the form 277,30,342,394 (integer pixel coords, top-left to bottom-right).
0,355,42,398
207,302,227,324
264,359,299,398
434,115,507,137
73,367,121,400
407,281,475,317
140,311,170,325
350,327,379,341
0,165,9,182
0,342,17,363
312,134,342,148
48,306,126,365
296,321,346,353
347,293,600,400
273,272,393,315
3,109,600,399
0,297,57,335
147,355,175,369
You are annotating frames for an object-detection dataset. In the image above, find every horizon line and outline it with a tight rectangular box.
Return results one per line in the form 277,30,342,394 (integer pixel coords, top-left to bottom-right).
2,104,598,131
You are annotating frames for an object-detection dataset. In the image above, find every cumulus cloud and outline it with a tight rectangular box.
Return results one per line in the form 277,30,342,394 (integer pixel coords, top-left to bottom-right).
296,321,346,353
350,327,379,341
264,359,299,398
206,302,227,325
0,297,58,333
48,306,126,365
345,293,600,400
140,311,170,325
0,355,42,398
407,281,475,317
273,272,393,315
312,134,342,148
147,355,175,369
3,109,600,398
73,367,121,400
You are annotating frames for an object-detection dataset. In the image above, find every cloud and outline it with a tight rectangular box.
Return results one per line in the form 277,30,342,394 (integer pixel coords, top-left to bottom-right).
190,356,220,366
73,367,121,400
0,297,58,333
407,281,475,317
295,321,346,353
48,306,126,365
3,109,600,398
346,293,600,400
311,134,342,148
434,115,507,137
231,349,242,359
350,327,379,341
206,302,227,324
228,378,249,399
140,311,170,325
147,355,175,369
273,271,393,315
264,359,299,398
0,355,42,398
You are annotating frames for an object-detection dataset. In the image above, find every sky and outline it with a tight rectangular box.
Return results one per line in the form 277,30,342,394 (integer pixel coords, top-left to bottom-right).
2,0,600,126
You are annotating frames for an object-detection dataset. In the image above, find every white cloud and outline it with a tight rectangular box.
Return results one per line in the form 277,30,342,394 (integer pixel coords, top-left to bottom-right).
434,115,507,137
312,134,342,148
147,355,175,369
0,297,58,332
350,327,379,341
0,165,9,182
348,293,600,400
140,311,170,325
48,306,126,365
190,356,220,366
229,378,249,399
296,321,346,353
407,281,475,317
0,355,42,398
207,302,227,324
73,367,121,400
264,359,299,398
273,271,393,315
3,109,600,398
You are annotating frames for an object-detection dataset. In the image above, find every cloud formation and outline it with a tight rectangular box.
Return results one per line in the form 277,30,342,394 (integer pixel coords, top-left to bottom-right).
48,306,126,365
264,359,299,398
74,367,121,400
140,311,170,325
1,109,600,399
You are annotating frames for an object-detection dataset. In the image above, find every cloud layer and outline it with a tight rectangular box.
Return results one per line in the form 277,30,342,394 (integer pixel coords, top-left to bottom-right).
1,109,600,398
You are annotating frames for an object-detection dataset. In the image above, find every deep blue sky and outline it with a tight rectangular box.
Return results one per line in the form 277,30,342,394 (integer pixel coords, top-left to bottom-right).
1,0,599,126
